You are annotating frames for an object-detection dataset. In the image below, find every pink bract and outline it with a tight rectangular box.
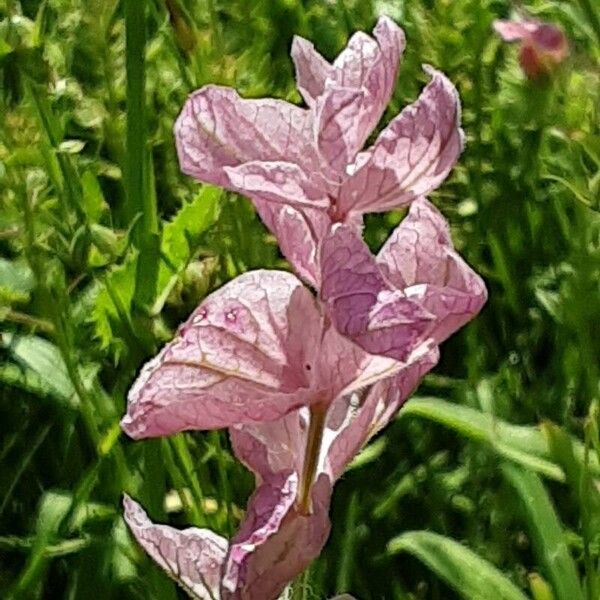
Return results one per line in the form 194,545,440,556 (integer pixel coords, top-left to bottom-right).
124,351,437,599
493,18,568,79
174,16,464,288
123,15,488,600
320,198,487,361
121,269,399,440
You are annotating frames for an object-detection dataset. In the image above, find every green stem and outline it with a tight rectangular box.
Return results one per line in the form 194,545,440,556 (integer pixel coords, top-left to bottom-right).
125,0,160,312
210,431,234,536
124,0,148,227
298,403,327,515
290,567,310,600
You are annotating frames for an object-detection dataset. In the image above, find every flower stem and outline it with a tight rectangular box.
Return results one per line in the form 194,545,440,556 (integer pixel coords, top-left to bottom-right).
298,403,327,515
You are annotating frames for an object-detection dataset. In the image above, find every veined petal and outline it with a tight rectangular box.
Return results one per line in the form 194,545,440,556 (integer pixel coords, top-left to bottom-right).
224,161,329,211
330,31,380,89
330,16,404,114
229,411,306,481
251,200,330,289
315,87,370,173
339,67,463,216
363,347,439,438
123,495,227,600
121,271,322,439
291,36,333,107
377,199,487,345
174,86,314,187
315,324,403,399
320,224,434,362
223,473,332,600
369,15,406,104
316,17,405,173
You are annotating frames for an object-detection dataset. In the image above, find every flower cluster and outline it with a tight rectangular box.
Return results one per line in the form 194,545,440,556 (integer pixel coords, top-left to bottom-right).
121,16,486,600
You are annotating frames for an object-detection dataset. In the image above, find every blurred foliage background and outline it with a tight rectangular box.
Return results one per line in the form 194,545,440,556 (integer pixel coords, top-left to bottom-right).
0,0,599,598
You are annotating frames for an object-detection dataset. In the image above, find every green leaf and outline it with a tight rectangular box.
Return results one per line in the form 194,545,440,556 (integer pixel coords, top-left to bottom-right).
387,530,529,600
90,187,221,351
81,171,108,222
0,333,77,407
90,251,138,354
0,258,35,304
401,397,600,481
346,437,387,472
151,186,221,314
0,535,90,558
0,36,13,58
502,463,585,600
7,491,73,597
543,422,600,532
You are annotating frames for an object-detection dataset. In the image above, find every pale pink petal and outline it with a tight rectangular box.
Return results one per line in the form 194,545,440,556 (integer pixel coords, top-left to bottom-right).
123,495,227,600
330,31,380,89
291,36,334,107
316,17,405,173
370,15,406,100
251,200,330,289
121,271,322,439
174,86,314,187
330,17,405,115
315,324,403,399
315,87,370,173
377,199,487,345
356,15,406,135
324,349,438,480
224,161,329,211
223,161,335,289
320,224,435,362
223,473,332,600
229,411,305,481
339,67,463,216
364,347,439,437
493,19,537,42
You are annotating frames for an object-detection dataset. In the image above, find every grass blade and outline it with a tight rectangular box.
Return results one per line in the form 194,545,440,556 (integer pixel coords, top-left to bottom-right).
387,530,529,600
401,397,600,481
502,463,584,600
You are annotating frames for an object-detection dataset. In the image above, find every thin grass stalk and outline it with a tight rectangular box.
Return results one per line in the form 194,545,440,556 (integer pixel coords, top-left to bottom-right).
124,0,148,227
125,0,160,311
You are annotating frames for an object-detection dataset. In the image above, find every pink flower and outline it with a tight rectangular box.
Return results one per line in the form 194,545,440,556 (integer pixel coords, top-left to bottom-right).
123,350,437,599
121,270,401,440
120,201,483,597
321,198,487,361
494,18,568,79
122,16,487,599
175,16,464,288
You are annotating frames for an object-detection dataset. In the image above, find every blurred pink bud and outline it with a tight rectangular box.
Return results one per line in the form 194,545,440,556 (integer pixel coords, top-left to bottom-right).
494,18,568,79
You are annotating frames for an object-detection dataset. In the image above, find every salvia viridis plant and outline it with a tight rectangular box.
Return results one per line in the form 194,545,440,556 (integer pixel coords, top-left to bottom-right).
121,16,486,600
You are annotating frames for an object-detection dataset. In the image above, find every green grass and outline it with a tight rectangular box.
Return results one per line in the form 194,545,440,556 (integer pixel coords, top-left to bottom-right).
1,0,599,598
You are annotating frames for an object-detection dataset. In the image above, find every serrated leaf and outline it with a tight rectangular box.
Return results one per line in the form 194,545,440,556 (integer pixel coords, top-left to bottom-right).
388,530,529,600
90,251,138,353
151,186,221,314
90,187,221,351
